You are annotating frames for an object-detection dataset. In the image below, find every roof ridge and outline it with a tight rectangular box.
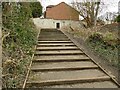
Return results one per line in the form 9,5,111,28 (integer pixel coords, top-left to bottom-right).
46,2,79,13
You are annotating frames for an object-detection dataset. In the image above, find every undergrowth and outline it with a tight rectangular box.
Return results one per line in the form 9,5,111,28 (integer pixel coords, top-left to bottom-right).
2,2,40,88
86,32,119,67
65,25,119,67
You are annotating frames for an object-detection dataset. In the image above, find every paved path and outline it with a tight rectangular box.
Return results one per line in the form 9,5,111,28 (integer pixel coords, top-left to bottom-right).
25,29,119,88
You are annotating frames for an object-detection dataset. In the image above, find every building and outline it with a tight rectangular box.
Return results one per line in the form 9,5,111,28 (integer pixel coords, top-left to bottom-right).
44,2,79,21
37,2,83,29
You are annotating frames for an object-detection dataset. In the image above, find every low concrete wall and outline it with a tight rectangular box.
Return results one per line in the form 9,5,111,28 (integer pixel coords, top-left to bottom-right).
32,18,83,29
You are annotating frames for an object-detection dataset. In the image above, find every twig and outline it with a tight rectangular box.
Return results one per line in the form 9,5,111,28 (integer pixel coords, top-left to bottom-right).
2,27,11,42
2,32,10,42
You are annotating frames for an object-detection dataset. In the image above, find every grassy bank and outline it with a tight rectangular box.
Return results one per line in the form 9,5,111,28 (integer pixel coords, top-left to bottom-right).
64,24,119,67
86,32,119,67
2,2,39,88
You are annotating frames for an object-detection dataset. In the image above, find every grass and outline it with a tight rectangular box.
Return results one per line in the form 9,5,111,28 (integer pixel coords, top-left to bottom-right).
2,2,39,88
64,25,119,67
87,40,118,66
86,31,119,67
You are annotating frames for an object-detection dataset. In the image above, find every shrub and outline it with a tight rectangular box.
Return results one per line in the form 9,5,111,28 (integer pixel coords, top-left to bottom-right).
30,2,42,18
2,2,39,88
114,15,120,22
86,31,119,67
87,32,103,43
103,32,118,47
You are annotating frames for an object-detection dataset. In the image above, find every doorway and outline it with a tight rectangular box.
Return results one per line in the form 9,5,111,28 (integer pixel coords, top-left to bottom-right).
56,23,60,29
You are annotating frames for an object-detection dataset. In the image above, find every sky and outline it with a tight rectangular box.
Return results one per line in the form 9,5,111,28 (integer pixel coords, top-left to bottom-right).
39,0,73,11
38,0,120,15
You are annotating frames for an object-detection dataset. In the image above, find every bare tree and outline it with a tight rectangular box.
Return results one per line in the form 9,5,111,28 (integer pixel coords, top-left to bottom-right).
71,0,103,27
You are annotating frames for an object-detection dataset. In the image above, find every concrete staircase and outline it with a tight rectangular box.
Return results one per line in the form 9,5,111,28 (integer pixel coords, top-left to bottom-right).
25,29,119,88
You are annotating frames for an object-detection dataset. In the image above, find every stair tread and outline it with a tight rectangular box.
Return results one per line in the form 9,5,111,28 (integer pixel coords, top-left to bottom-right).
34,55,90,60
28,69,109,83
35,50,83,55
38,41,72,43
39,38,69,40
37,43,74,46
31,61,98,70
36,46,78,50
37,81,117,88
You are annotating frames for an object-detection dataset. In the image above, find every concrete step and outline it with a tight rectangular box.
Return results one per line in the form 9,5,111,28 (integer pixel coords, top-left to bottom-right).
39,35,68,38
31,61,98,71
38,41,72,43
31,66,98,72
38,38,69,41
39,37,68,38
40,81,118,88
27,69,110,86
41,30,62,33
33,55,90,62
40,32,64,35
35,50,84,55
36,46,78,50
40,29,62,32
40,30,62,32
39,37,68,39
39,34,67,36
37,43,75,47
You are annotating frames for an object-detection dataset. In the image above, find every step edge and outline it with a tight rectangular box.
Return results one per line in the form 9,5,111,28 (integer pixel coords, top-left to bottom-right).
26,76,111,86
31,66,99,71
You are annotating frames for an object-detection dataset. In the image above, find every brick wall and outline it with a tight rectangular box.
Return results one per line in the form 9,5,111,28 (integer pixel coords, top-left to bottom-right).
45,2,79,21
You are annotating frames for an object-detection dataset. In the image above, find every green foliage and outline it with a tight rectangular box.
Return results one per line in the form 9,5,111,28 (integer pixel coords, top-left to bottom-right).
87,32,103,43
86,32,119,67
30,2,42,18
114,15,120,22
2,2,39,88
104,32,117,41
103,32,118,46
2,2,37,53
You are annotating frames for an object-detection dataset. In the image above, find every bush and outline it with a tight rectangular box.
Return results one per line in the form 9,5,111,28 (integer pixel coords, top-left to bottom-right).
114,15,120,22
30,2,42,18
87,32,103,43
103,32,118,47
86,31,119,67
2,2,39,88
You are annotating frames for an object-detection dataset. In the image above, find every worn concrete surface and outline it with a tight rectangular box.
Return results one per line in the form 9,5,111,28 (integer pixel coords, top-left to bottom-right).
38,37,68,40
31,61,97,69
36,46,78,50
28,69,108,81
37,43,75,46
38,41,72,43
35,50,83,55
34,55,90,61
42,81,118,88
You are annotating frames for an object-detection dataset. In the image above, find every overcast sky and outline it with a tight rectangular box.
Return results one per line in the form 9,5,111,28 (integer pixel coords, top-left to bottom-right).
39,0,73,11
38,0,120,15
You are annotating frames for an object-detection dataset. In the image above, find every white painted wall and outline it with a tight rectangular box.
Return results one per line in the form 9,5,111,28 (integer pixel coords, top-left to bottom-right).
32,18,83,29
